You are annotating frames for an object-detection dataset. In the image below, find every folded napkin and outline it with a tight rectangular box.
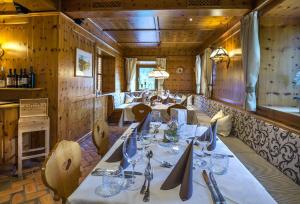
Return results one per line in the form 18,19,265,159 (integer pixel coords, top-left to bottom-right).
137,112,152,133
180,99,188,107
198,121,217,151
106,129,137,169
161,141,194,201
162,97,171,104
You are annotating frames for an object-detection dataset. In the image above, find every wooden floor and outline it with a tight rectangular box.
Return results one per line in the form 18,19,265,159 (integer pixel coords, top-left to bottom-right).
220,136,300,204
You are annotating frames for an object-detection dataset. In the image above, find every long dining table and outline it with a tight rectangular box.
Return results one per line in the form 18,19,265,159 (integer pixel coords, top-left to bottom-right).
67,123,276,204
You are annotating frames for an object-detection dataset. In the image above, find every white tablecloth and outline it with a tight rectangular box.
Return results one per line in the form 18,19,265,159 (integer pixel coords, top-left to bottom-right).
68,123,276,204
117,103,196,126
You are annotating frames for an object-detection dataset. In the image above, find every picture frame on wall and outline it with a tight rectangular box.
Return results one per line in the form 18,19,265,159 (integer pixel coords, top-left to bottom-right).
75,48,93,77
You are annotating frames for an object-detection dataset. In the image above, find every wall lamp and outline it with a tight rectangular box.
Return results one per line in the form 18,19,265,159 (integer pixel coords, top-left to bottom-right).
210,47,230,68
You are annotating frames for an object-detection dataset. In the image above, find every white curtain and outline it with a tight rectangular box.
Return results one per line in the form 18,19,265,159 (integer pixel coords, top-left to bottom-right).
125,58,137,92
156,58,167,91
201,48,213,97
195,55,201,94
241,11,260,111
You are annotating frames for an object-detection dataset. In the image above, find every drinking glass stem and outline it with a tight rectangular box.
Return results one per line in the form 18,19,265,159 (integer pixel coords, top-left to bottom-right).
131,163,136,184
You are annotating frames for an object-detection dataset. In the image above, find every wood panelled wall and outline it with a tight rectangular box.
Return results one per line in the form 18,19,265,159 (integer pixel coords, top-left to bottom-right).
0,14,59,154
57,15,95,142
211,31,245,107
125,48,196,93
0,13,125,149
102,56,116,93
164,56,195,93
258,18,300,106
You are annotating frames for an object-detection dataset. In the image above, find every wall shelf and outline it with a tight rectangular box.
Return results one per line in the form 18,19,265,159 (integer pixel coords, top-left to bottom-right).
0,88,43,91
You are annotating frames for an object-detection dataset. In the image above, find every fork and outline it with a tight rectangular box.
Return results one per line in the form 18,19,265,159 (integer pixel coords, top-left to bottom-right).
140,163,150,194
143,165,153,202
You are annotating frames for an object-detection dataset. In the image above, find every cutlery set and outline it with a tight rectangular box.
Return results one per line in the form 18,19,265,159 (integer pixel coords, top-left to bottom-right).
202,170,226,204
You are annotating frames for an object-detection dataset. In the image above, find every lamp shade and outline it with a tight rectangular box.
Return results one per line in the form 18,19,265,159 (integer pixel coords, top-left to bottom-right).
148,66,170,79
210,47,229,61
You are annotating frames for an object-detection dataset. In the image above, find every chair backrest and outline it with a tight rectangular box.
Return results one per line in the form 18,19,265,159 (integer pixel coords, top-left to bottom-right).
92,120,110,156
41,140,81,202
132,103,152,122
167,104,187,115
19,98,48,118
150,95,161,102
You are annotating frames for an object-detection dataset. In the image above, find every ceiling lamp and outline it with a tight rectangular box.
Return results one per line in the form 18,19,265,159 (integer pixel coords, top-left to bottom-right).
148,66,170,79
210,47,230,68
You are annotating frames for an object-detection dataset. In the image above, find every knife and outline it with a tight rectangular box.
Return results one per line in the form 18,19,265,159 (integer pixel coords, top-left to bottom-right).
209,172,226,204
91,169,143,176
202,170,220,204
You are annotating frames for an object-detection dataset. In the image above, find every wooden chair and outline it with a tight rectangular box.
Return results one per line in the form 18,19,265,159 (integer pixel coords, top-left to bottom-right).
41,140,81,203
92,120,110,156
18,98,50,177
167,104,187,115
150,95,161,102
132,103,152,122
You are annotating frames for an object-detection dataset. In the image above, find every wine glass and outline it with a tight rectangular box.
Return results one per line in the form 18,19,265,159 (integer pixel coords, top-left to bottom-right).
194,127,213,168
151,111,162,141
122,134,144,190
139,129,151,147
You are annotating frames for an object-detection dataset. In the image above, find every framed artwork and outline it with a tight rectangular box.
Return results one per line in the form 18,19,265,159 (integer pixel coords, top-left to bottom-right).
75,48,93,77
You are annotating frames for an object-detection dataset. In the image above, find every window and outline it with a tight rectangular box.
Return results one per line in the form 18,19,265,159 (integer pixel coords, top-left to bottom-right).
137,66,156,91
96,56,102,93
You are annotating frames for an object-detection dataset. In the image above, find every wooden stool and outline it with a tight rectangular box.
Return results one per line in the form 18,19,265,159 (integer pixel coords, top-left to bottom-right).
18,98,50,177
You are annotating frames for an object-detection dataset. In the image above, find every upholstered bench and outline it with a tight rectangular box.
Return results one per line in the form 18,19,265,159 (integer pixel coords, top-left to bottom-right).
193,95,300,204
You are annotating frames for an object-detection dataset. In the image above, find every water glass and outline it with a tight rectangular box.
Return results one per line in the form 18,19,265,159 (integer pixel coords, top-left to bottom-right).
123,134,144,190
95,166,125,197
210,153,229,175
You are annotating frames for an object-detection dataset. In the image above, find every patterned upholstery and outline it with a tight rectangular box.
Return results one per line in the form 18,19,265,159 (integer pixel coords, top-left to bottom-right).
194,95,300,185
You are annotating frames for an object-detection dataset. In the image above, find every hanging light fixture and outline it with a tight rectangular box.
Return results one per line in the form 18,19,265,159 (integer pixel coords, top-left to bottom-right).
148,65,170,79
210,47,230,68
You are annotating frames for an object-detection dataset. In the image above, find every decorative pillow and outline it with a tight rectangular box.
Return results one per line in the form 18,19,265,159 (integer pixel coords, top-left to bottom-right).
216,115,232,137
125,94,134,104
210,110,224,123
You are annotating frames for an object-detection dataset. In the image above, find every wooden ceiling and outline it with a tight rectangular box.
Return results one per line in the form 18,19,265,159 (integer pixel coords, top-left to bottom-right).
62,0,251,50
90,15,235,49
264,0,300,17
5,0,298,51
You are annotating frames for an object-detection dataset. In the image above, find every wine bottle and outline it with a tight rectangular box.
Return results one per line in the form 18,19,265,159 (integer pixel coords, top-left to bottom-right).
13,69,18,88
0,66,5,88
18,69,23,88
6,69,13,88
23,68,29,88
28,66,35,88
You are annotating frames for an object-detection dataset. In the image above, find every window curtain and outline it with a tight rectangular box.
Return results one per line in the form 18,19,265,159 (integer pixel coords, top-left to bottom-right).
201,48,213,97
241,11,260,111
156,58,167,91
195,55,201,94
125,58,137,92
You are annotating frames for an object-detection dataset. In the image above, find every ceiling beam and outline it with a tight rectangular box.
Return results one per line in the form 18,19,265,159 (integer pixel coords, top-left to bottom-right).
62,0,252,18
0,0,16,14
118,42,202,44
102,28,214,31
14,0,57,11
198,16,241,52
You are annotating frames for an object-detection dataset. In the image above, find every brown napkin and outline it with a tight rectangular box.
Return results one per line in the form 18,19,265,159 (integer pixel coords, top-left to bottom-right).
161,141,194,201
180,99,187,107
137,112,152,133
162,97,170,104
198,121,217,151
106,129,137,169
